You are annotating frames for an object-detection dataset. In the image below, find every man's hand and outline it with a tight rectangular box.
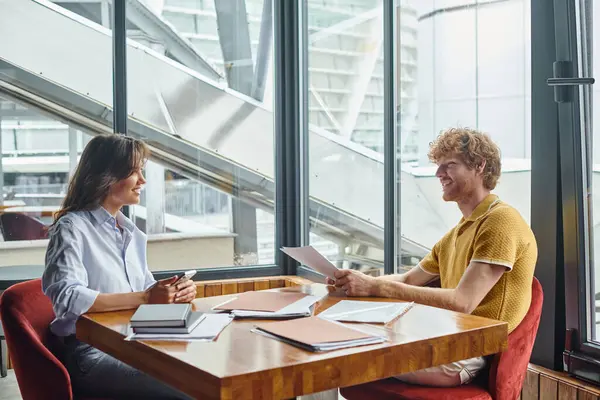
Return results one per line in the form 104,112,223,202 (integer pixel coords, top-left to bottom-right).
331,269,377,297
147,276,197,304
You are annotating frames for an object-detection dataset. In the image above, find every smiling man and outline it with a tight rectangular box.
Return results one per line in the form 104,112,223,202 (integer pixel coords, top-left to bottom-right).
329,127,537,387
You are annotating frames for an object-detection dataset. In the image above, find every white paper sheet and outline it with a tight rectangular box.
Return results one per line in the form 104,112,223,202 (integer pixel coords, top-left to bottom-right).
318,301,414,324
280,246,339,278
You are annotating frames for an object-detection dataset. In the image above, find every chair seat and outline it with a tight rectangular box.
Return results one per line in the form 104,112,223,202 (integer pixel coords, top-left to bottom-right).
340,378,492,400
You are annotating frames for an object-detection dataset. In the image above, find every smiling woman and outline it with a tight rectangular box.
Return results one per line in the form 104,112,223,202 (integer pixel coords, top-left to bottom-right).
41,134,194,399
51,134,149,224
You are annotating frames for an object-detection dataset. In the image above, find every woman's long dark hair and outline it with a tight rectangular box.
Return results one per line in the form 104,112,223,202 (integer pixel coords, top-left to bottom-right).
52,134,149,224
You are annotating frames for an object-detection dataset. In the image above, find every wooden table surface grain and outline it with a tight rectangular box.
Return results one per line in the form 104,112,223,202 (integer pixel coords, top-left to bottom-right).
76,283,507,399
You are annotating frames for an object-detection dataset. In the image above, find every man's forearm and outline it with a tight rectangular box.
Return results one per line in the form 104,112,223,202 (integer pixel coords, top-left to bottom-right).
88,291,149,313
372,280,467,313
376,273,407,283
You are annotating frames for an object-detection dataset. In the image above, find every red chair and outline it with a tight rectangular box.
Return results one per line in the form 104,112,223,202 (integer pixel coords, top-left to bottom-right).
0,213,48,241
0,279,108,400
340,277,544,400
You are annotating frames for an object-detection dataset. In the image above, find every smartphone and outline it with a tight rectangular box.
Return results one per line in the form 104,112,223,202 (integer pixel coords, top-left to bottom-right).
172,270,197,286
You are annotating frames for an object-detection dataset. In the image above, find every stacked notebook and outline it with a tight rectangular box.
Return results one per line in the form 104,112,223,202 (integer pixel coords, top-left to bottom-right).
130,304,204,334
127,304,233,341
253,316,386,352
213,291,320,319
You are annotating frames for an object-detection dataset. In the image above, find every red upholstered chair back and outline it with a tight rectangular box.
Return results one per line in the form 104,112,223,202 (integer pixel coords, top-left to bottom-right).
0,213,48,241
487,277,543,400
0,279,73,400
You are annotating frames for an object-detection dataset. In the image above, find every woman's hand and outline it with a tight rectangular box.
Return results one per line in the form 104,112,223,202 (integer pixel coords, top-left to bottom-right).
173,279,196,303
146,276,197,304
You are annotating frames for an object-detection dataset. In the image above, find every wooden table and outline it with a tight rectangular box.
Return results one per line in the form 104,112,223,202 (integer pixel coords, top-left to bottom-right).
76,283,507,399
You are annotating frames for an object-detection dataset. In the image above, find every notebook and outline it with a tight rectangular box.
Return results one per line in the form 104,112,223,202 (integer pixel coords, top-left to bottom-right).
318,301,414,324
132,312,206,334
213,291,311,313
253,316,386,352
126,314,234,342
130,304,191,328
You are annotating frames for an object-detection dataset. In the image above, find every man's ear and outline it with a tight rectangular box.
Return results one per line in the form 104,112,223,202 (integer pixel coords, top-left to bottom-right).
477,160,486,174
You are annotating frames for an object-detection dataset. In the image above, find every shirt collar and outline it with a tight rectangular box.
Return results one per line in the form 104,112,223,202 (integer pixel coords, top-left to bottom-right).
464,194,500,222
89,207,135,233
89,207,113,225
115,211,135,234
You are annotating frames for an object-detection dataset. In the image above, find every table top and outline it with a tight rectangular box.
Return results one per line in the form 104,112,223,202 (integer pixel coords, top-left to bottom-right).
76,283,507,399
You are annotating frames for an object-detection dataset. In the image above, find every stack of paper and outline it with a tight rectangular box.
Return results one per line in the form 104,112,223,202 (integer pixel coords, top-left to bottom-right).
253,316,385,351
318,301,414,324
213,291,321,319
126,313,233,341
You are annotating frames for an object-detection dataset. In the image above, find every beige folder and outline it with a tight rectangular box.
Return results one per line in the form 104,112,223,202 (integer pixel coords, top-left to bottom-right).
255,316,375,345
213,291,310,312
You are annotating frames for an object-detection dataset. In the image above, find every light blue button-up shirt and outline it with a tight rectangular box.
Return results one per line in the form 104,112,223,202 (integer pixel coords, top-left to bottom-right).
42,207,156,336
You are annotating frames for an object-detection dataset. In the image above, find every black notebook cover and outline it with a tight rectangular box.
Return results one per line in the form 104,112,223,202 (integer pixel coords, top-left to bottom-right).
130,304,191,328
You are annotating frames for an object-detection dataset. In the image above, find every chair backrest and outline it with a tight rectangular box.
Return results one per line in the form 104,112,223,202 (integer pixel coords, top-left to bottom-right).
0,279,73,400
487,277,543,400
0,213,48,241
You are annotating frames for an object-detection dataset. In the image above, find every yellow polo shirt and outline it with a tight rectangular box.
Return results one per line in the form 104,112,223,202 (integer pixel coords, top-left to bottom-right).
419,194,537,333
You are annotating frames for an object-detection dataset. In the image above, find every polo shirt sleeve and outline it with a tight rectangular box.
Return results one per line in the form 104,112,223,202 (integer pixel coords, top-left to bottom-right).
419,241,441,275
471,208,519,271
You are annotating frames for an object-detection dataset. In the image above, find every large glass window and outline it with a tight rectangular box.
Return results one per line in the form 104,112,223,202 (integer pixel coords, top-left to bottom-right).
127,0,276,269
0,98,92,259
397,0,532,272
306,0,386,276
0,1,112,264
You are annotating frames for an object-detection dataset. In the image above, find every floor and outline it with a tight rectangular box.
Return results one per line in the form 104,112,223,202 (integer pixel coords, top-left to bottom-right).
0,371,21,400
0,371,345,400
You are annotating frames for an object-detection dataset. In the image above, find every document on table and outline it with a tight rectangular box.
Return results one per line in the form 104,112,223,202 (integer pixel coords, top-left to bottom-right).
252,316,386,352
231,294,321,319
125,313,234,341
318,300,414,324
280,246,339,279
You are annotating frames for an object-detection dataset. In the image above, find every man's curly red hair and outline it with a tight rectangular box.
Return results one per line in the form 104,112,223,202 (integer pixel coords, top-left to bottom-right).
428,127,501,190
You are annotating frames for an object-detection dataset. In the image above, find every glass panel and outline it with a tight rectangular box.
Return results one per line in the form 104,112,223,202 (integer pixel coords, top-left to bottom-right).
127,0,276,268
307,0,385,275
579,0,599,341
0,97,90,252
397,0,532,272
0,1,111,264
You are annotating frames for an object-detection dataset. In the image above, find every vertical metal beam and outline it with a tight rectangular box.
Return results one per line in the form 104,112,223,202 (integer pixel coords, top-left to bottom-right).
274,0,308,275
113,0,127,134
383,0,397,276
252,0,273,101
101,0,110,28
530,0,564,370
68,127,78,179
214,0,254,96
144,160,166,234
113,0,129,217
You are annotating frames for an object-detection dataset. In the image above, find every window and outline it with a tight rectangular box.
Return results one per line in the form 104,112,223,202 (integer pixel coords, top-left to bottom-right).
397,0,532,273
0,0,112,259
127,0,276,269
306,0,386,276
0,98,92,259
